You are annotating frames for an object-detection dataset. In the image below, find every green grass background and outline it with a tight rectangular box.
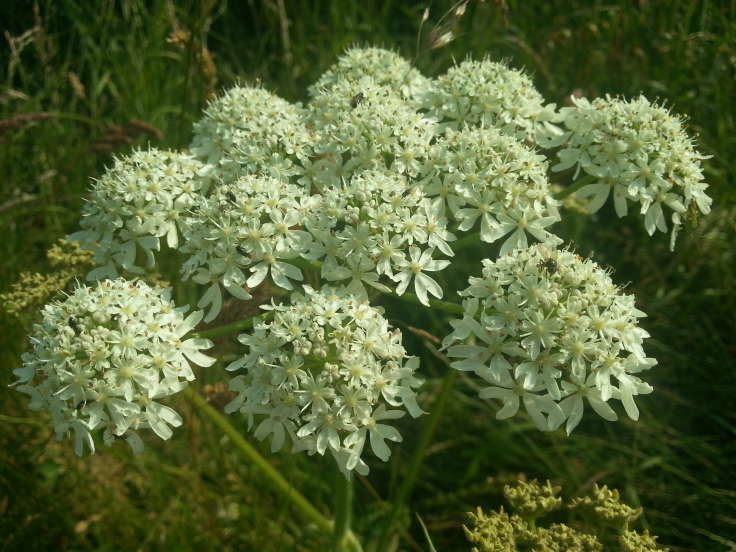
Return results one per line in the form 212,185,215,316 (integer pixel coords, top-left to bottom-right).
1,1,734,550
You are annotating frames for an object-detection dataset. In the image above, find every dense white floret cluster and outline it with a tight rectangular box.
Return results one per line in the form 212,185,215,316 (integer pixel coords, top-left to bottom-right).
443,243,655,434
224,286,424,474
13,279,214,455
71,149,210,279
306,78,436,182
180,175,315,322
552,95,712,248
307,46,431,103
422,126,561,255
421,58,560,144
306,169,453,305
191,85,314,180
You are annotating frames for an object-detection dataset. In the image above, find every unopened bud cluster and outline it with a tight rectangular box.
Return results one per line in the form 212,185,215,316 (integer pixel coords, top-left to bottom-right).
465,480,668,552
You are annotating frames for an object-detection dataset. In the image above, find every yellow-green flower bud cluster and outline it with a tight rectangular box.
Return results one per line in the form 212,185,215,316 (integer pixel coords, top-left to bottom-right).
465,479,668,552
503,479,562,519
1,239,94,314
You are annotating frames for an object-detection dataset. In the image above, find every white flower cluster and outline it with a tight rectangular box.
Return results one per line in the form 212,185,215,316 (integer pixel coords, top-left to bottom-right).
13,279,214,455
179,175,314,322
307,46,431,104
225,286,423,474
307,169,453,305
552,95,712,248
306,77,436,181
191,85,314,181
45,45,708,465
421,58,560,144
71,149,210,279
443,243,656,435
422,127,561,255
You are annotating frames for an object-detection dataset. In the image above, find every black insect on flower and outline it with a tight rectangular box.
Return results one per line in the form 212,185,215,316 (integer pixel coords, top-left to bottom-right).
68,316,80,333
350,92,365,108
538,257,558,276
226,191,237,203
236,246,248,256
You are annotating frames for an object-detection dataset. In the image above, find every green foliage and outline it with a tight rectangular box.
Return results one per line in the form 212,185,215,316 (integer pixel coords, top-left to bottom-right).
1,1,735,550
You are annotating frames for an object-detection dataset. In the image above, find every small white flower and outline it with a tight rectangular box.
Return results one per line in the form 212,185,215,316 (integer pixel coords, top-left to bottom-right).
306,170,454,301
421,57,561,144
180,175,313,322
423,127,560,252
392,247,450,306
307,46,431,105
191,84,313,180
307,79,436,181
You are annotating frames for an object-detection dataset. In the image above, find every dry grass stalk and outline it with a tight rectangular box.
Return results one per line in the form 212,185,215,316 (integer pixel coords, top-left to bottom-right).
0,112,55,138
88,119,164,152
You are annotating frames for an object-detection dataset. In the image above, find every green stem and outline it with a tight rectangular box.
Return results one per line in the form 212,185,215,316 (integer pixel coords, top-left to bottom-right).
384,289,463,316
451,231,481,251
553,173,596,200
184,387,331,531
332,471,354,552
185,387,363,550
287,257,463,316
376,369,459,550
190,312,268,340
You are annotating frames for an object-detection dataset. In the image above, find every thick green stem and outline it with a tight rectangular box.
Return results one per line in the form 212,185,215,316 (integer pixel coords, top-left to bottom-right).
190,312,271,340
332,471,354,552
184,387,331,531
185,387,363,549
553,173,596,200
451,231,481,251
376,369,459,550
287,257,464,316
